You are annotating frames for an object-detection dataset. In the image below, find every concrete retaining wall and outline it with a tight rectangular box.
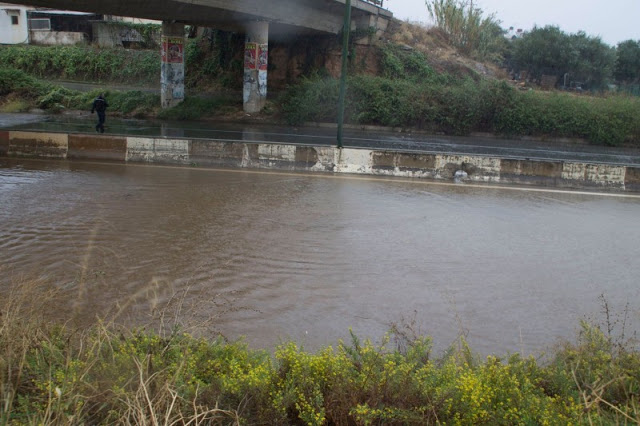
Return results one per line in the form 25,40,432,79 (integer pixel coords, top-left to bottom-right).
1,131,637,192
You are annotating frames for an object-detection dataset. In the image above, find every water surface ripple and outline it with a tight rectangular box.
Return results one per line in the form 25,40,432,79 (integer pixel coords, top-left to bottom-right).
1,159,639,355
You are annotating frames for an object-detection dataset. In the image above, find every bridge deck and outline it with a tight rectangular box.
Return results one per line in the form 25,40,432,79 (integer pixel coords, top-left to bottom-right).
1,0,392,35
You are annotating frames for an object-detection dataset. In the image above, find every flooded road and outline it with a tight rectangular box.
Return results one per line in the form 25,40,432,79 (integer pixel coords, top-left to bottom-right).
1,158,639,356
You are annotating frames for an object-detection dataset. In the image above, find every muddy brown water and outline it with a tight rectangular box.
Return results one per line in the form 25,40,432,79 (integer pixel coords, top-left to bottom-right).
1,158,639,356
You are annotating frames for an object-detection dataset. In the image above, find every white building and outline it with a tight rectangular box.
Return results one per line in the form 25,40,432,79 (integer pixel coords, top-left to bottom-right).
1,2,160,46
0,3,31,44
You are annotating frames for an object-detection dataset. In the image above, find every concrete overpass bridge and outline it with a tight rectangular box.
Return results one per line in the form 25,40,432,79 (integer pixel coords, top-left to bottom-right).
3,0,392,112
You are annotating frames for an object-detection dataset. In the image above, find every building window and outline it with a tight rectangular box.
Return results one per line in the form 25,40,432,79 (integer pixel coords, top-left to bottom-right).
11,15,19,25
29,18,51,31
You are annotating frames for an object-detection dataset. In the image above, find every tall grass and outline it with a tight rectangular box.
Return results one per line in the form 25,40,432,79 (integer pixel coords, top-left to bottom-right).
0,45,159,84
1,278,639,425
425,0,507,61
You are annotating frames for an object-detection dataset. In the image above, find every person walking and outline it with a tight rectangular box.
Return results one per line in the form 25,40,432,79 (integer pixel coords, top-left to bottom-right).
91,93,109,133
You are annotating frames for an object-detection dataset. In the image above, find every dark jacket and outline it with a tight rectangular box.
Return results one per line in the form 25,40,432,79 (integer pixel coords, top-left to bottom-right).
91,96,108,114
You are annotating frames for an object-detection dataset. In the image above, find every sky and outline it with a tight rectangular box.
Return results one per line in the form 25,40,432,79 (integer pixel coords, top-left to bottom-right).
386,0,640,47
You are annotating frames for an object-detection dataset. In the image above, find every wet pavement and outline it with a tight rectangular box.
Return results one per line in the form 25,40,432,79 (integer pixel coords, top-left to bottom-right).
2,112,640,166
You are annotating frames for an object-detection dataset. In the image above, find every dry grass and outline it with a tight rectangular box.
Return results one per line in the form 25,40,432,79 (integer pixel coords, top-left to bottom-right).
0,97,31,113
388,20,506,79
390,21,453,56
0,276,243,425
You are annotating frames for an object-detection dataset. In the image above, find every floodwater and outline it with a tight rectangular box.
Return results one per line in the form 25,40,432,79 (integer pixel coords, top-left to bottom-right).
1,158,639,356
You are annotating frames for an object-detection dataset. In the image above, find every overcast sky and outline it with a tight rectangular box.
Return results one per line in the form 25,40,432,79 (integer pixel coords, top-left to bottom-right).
386,0,640,46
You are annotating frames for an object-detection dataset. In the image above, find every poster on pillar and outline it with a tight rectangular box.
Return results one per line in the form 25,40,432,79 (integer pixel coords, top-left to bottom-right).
244,42,257,70
258,70,267,97
258,44,268,71
162,36,184,63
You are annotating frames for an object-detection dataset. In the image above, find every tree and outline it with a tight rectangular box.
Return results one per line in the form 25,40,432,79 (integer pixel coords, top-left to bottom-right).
512,26,576,82
614,40,640,83
512,26,615,90
569,32,615,90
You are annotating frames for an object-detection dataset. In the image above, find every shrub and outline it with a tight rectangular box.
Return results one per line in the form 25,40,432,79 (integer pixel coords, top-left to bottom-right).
280,77,340,125
0,67,48,98
1,278,639,425
157,95,240,121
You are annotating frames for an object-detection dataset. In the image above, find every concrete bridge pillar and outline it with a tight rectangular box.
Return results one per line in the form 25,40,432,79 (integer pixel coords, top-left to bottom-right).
161,22,185,109
243,21,269,113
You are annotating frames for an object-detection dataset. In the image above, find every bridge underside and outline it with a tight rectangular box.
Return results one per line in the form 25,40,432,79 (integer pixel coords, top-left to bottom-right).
5,0,388,36
3,0,391,111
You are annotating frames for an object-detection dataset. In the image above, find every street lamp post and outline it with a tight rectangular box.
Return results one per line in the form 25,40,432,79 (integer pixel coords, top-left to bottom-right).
336,0,351,149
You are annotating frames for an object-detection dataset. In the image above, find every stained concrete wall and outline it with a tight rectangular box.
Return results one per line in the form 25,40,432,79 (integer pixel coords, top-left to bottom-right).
30,30,85,45
0,131,9,156
68,134,127,161
1,130,637,192
8,131,68,158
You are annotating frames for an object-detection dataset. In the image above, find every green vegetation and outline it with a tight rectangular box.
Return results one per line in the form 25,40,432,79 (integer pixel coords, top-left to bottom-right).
0,68,159,116
157,95,241,120
0,45,159,84
615,40,640,96
1,281,639,425
615,40,640,84
511,26,616,91
0,99,30,113
183,31,244,89
280,53,640,146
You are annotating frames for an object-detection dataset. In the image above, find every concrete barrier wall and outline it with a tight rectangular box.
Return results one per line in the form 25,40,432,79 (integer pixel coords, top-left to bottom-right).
0,131,8,157
1,131,635,192
625,167,640,192
9,131,68,158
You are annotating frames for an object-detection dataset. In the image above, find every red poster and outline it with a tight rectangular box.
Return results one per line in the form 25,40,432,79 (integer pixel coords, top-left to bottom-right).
162,36,184,63
244,42,257,70
258,44,268,71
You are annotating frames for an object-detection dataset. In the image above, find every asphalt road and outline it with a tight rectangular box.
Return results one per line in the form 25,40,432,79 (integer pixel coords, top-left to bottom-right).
2,112,639,166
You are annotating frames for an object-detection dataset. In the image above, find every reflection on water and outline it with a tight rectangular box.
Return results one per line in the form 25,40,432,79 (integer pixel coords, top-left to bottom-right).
1,158,639,355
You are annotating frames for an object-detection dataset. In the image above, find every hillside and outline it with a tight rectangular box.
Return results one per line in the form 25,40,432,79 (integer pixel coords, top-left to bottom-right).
388,21,507,80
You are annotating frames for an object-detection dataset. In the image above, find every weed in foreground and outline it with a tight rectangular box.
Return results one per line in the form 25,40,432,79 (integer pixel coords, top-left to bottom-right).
1,278,639,425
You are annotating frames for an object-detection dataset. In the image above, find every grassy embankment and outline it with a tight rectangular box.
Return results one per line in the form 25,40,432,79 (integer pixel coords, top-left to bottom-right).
0,45,160,118
1,280,639,424
1,40,640,146
0,44,237,120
